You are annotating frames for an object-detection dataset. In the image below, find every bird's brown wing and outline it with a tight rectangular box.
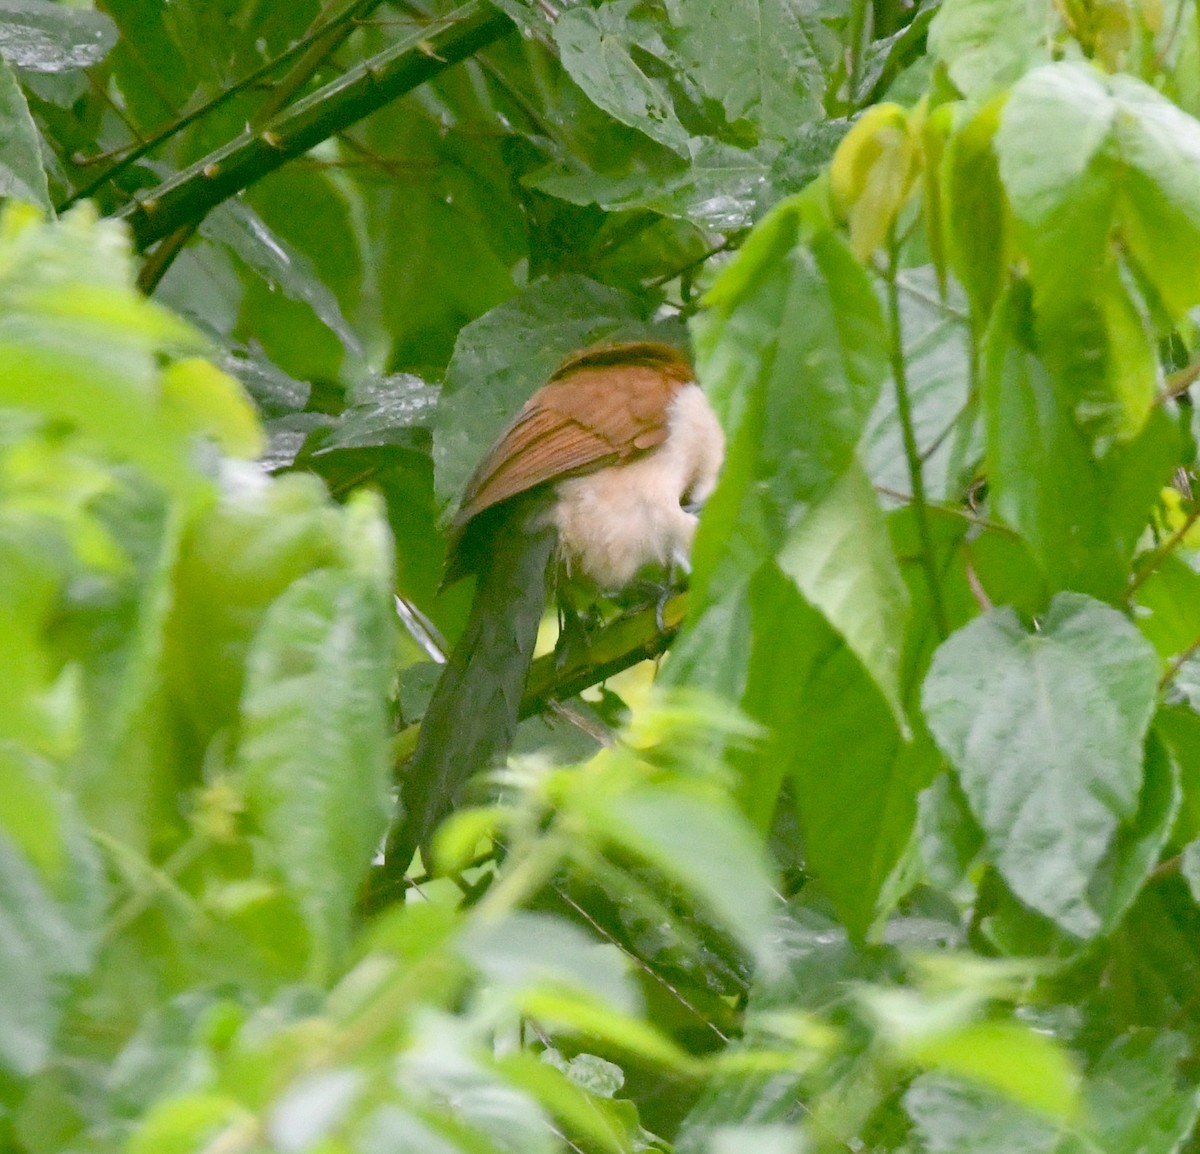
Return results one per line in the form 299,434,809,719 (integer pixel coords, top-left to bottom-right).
451,362,685,531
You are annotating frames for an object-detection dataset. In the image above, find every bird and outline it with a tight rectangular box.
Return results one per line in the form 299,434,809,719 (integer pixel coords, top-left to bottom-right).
385,340,726,876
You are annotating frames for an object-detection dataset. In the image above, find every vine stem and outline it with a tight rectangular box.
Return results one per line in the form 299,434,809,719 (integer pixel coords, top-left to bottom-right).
886,241,948,638
1129,502,1200,597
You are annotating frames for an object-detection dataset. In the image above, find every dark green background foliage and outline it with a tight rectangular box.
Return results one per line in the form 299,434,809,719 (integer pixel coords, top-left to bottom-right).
4,0,1200,1149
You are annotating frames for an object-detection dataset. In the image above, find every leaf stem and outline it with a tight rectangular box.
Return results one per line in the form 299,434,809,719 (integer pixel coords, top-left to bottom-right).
1158,631,1200,692
1129,502,1200,597
886,242,948,637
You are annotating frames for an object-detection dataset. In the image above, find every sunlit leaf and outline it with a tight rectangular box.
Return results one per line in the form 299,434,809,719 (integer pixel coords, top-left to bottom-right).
238,568,394,976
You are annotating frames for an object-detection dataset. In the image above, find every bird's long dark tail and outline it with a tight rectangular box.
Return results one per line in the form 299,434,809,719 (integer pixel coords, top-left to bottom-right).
385,495,557,877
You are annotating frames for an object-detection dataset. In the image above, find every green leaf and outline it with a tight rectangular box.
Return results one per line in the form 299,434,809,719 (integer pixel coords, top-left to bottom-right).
237,569,394,977
459,912,638,1014
127,1093,250,1154
0,827,94,1077
553,1,693,156
202,201,363,365
928,0,1056,97
1157,704,1200,846
493,1053,632,1154
831,103,918,260
530,137,775,232
777,460,910,725
159,358,264,460
1088,731,1180,934
1133,556,1200,668
1111,73,1200,317
165,471,353,740
996,65,1200,323
922,592,1159,937
0,746,65,883
666,0,838,138
395,1013,561,1154
737,567,929,937
905,1075,1061,1153
981,285,1179,600
319,373,436,453
1183,834,1200,902
594,784,776,960
0,0,117,73
516,987,699,1075
99,0,196,127
995,63,1116,310
906,1021,1078,1119
0,206,211,500
0,58,50,211
941,99,1007,331
864,268,977,503
1083,1031,1200,1154
68,480,184,846
690,196,888,583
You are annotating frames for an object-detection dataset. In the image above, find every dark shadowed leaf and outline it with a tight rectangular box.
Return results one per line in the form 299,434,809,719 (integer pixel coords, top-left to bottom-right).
201,201,364,364
530,138,776,231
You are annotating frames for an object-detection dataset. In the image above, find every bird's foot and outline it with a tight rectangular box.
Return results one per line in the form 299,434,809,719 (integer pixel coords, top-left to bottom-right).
554,596,602,669
619,571,689,632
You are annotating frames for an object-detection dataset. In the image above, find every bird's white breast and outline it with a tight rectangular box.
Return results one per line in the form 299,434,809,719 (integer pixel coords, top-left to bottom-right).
551,383,725,590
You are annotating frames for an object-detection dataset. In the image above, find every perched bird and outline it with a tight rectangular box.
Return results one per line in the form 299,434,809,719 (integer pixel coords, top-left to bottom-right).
387,340,725,874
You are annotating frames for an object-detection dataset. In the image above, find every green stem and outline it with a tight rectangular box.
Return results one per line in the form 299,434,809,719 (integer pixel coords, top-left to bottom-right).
97,831,209,943
115,2,513,251
61,0,377,211
1130,501,1200,597
887,243,948,638
846,0,869,109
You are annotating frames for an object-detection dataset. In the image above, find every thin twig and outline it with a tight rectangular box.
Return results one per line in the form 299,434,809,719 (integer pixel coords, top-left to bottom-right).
1129,503,1200,596
254,0,384,125
963,551,994,613
116,3,513,251
1159,632,1200,693
894,271,970,322
136,221,197,294
918,398,972,464
646,239,733,289
62,0,379,210
551,881,731,1043
1155,357,1200,407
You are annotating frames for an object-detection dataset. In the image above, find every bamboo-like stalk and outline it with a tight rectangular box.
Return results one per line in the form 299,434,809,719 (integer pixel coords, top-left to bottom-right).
116,1,513,251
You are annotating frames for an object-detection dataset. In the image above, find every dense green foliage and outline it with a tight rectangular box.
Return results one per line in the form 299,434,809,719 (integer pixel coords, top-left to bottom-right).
5,0,1200,1150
